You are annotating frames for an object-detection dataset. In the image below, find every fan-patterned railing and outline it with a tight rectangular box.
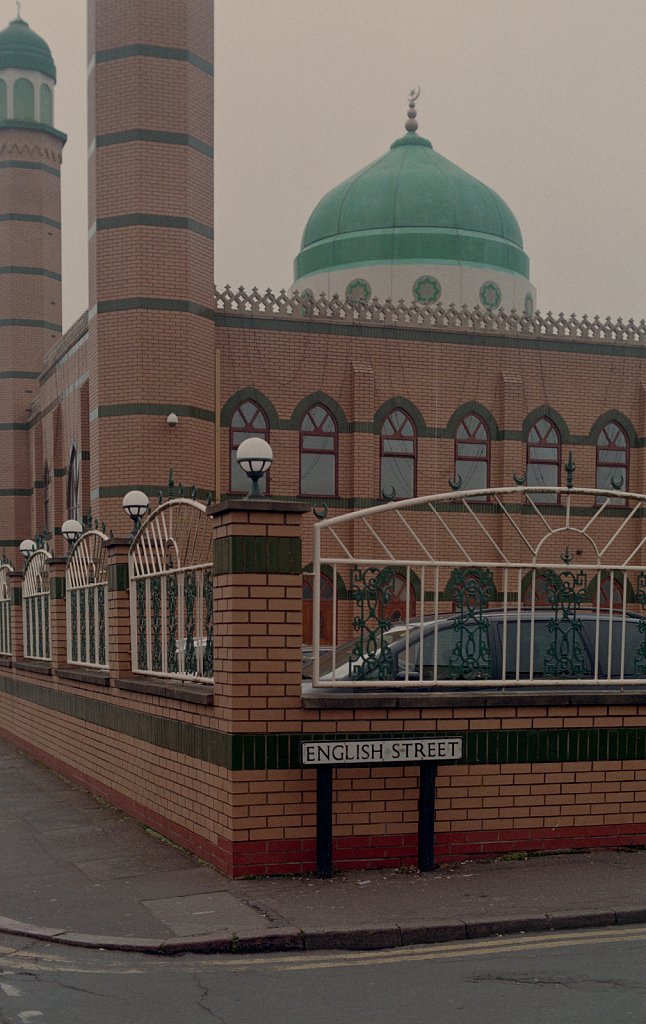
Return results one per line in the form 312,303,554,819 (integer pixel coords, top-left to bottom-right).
129,499,214,684
311,485,646,689
66,530,109,669
23,549,51,661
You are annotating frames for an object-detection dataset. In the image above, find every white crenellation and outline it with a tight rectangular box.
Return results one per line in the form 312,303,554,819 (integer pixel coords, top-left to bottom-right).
214,285,646,344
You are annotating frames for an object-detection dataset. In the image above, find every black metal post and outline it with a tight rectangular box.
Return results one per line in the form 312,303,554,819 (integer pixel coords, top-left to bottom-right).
418,761,437,872
316,766,333,878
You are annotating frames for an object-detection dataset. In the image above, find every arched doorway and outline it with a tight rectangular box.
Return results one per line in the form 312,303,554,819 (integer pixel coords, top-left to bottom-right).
303,574,334,648
380,571,417,624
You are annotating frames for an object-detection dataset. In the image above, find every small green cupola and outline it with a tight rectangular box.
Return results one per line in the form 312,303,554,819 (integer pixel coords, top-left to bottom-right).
0,9,57,128
294,90,536,314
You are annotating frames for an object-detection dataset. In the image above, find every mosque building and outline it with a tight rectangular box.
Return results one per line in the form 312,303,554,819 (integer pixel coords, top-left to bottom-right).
0,1,642,594
0,0,646,878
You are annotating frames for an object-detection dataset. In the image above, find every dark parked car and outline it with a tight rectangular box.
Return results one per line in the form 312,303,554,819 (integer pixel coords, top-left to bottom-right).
306,609,646,685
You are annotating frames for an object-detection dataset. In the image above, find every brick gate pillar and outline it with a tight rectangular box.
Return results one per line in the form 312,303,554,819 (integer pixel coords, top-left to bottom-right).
210,499,309,704
8,569,23,663
47,557,68,671
105,537,132,682
208,498,309,875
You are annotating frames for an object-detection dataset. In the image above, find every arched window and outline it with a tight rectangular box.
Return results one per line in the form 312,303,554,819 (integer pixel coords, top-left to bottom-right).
67,447,80,520
230,400,269,494
380,409,416,499
455,413,489,491
526,417,560,503
14,78,34,121
40,83,52,125
43,463,50,537
300,404,337,497
0,80,7,121
596,421,628,504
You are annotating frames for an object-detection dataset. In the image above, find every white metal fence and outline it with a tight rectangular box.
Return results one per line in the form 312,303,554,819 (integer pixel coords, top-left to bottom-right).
311,485,646,688
129,499,213,683
0,563,11,656
23,549,51,661
66,530,108,669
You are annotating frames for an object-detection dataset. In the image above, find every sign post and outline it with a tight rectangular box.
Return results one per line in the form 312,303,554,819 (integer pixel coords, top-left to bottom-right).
316,766,334,879
301,736,463,878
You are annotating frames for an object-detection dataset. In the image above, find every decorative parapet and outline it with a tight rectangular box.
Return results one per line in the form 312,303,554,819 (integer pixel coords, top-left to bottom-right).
214,286,646,344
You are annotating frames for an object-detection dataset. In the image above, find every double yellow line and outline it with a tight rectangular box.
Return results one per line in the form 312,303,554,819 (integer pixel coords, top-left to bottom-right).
220,924,646,972
1,924,644,976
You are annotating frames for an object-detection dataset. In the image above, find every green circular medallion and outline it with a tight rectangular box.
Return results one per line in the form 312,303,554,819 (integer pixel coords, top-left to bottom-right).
480,281,502,309
345,278,372,303
413,275,442,303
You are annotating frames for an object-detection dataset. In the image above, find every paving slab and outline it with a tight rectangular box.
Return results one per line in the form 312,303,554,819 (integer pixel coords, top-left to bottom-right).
142,892,271,936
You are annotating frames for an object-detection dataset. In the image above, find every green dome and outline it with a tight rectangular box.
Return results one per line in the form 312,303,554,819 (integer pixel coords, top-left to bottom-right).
0,17,56,81
295,132,529,281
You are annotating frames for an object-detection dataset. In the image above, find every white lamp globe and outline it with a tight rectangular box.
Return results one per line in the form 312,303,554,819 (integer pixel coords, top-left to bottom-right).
236,437,273,475
19,539,36,557
61,519,83,544
122,490,150,522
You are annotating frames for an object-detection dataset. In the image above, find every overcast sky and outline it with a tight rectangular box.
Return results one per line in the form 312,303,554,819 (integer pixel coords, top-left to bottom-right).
5,0,646,329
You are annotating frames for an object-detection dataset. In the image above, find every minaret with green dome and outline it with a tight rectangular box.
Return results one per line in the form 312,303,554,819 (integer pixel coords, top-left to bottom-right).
0,5,66,557
294,90,536,315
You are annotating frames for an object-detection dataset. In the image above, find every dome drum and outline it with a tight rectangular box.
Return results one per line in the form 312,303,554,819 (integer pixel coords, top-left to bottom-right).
297,265,536,315
0,67,54,125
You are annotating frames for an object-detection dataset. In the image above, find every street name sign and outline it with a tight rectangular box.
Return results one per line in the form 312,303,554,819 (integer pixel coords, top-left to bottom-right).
301,736,463,766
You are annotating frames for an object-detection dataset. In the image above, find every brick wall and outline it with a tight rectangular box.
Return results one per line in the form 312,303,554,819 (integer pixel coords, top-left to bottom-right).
1,500,646,878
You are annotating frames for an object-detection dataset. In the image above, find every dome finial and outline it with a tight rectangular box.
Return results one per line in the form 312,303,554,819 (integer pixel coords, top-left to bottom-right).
15,1,22,19
405,86,420,133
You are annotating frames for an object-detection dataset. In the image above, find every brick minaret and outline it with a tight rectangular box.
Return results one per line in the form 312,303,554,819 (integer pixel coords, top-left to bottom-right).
87,0,215,529
0,15,65,558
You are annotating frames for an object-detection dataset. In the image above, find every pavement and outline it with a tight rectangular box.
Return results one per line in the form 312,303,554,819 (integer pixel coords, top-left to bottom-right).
2,738,646,956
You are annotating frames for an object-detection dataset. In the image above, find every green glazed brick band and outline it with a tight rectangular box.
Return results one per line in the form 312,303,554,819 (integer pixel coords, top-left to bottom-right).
213,535,302,576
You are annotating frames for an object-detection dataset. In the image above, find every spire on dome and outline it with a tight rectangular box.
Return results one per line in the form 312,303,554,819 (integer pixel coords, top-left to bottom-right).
405,86,420,133
15,1,23,21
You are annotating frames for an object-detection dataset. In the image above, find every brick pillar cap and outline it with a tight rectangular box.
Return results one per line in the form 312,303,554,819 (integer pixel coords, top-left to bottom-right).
207,498,311,517
104,536,132,550
48,556,67,569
